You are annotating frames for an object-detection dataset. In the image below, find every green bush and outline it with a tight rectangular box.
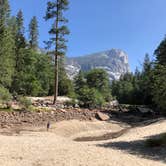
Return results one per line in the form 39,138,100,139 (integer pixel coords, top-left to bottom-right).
65,99,78,107
18,96,32,110
78,86,105,108
58,77,75,98
74,69,111,108
0,86,12,102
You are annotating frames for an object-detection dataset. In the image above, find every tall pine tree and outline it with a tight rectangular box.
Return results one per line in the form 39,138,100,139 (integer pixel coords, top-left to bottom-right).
29,16,39,50
15,10,26,70
11,10,26,93
153,36,166,112
45,0,70,104
155,36,166,65
0,0,15,88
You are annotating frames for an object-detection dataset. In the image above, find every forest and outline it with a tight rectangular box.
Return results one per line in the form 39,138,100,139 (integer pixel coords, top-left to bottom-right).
0,0,165,113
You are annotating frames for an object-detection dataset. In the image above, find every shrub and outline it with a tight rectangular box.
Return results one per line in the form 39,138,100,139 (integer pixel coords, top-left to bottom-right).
78,86,105,108
65,99,78,107
18,96,32,110
0,86,12,102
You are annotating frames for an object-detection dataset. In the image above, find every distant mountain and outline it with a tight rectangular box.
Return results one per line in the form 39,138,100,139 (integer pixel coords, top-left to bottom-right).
65,49,130,81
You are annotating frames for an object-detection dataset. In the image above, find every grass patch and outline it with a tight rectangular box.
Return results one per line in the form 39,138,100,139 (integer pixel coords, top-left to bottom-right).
145,133,166,147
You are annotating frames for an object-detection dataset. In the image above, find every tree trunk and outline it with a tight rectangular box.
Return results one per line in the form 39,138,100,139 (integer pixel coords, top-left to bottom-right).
53,0,59,104
53,53,58,104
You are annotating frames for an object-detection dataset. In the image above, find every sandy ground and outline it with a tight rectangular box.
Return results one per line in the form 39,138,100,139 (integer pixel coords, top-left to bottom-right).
0,119,165,166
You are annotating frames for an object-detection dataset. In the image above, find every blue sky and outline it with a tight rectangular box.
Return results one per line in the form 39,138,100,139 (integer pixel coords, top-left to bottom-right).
9,0,166,71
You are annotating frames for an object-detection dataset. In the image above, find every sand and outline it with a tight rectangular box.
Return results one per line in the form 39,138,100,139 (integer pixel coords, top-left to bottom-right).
0,119,165,166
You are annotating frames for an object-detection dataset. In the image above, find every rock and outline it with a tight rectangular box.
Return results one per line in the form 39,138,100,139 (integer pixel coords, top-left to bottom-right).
109,100,119,107
51,111,54,115
65,49,130,81
137,107,154,114
68,106,74,109
119,106,128,112
96,112,110,121
60,109,67,113
74,104,80,108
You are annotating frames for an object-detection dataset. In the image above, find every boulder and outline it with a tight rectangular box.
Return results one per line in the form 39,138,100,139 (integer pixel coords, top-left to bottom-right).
97,112,110,121
109,100,119,107
137,107,154,114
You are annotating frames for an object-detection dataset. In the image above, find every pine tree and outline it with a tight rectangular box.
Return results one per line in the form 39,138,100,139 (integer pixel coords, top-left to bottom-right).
45,0,70,104
142,54,152,73
155,36,166,65
11,10,27,93
153,36,166,112
15,10,26,70
29,16,39,50
0,27,15,88
16,10,24,35
0,0,10,29
8,16,17,37
152,65,166,112
0,0,15,88
140,54,153,105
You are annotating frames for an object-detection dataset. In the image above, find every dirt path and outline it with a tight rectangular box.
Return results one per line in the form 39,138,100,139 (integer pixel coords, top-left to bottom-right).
0,119,165,166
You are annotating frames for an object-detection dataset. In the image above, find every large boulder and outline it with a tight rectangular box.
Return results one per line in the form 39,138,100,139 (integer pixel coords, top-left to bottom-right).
97,112,110,121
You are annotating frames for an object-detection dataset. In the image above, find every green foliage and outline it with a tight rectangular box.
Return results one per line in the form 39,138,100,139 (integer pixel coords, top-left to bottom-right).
0,86,12,102
0,27,15,88
0,0,165,115
0,0,15,88
153,36,166,112
74,71,86,92
86,69,112,101
74,69,111,108
0,0,10,28
45,0,70,103
155,37,166,65
58,77,75,97
151,65,166,112
29,16,39,49
78,87,105,108
111,54,153,105
11,49,54,96
64,99,78,107
112,78,134,104
16,10,24,35
18,96,32,110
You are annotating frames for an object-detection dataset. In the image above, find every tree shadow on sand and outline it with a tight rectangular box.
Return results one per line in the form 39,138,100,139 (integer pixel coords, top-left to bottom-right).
97,133,166,163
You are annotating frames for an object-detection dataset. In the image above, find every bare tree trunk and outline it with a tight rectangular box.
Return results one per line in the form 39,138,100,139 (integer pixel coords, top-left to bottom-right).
53,54,58,104
53,0,59,104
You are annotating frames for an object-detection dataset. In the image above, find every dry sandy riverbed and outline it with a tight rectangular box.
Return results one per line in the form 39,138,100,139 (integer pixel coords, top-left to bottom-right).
0,119,165,166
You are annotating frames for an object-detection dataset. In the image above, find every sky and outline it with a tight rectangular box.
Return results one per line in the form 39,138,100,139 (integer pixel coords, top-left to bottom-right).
9,0,166,71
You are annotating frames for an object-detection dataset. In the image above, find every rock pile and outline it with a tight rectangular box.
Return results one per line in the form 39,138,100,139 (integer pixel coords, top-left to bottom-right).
0,109,98,128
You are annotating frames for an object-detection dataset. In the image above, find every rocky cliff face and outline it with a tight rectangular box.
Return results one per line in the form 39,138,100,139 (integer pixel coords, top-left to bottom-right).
65,49,130,81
